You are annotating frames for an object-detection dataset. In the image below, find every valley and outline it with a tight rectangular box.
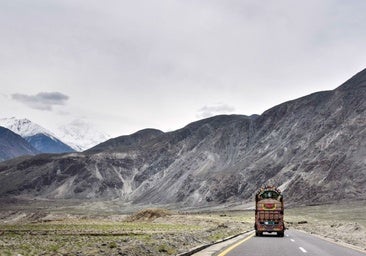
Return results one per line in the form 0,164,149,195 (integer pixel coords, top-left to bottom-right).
0,69,365,255
0,200,365,255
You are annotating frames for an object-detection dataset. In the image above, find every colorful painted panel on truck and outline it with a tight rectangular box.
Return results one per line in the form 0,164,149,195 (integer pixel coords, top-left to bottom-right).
254,186,285,237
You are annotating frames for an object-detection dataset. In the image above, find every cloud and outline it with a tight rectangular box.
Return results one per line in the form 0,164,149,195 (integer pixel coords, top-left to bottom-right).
12,92,69,111
197,103,235,119
1,1,366,137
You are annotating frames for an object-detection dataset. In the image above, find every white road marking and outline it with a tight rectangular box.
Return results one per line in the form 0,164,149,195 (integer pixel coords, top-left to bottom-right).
299,247,307,253
290,239,295,242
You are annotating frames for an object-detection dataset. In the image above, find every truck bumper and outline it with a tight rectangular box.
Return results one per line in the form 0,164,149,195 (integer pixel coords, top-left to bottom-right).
256,223,284,232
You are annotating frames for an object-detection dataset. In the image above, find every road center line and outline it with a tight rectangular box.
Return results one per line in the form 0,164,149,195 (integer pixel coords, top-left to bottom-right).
290,239,295,242
299,247,307,253
217,233,255,256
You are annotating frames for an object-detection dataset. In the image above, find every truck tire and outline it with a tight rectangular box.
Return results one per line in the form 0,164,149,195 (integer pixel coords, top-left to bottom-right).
277,231,284,237
256,231,261,237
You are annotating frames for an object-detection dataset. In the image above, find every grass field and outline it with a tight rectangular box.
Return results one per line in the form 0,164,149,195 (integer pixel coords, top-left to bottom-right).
0,200,365,255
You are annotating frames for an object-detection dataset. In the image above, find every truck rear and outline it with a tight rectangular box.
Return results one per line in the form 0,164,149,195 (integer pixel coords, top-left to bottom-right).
254,186,285,237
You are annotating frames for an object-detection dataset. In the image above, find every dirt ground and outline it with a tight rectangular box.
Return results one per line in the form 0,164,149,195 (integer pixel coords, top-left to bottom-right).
285,201,366,252
0,199,365,255
0,208,252,255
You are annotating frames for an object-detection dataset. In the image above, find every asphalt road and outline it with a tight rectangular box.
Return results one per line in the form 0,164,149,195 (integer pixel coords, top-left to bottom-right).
216,230,366,256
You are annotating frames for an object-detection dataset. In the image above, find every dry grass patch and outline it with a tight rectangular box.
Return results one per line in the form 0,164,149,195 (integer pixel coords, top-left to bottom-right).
285,201,366,252
0,208,252,255
2,200,365,255
127,208,174,222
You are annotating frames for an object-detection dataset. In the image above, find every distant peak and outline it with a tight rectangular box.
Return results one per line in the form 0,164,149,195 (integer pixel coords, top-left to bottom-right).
56,119,111,151
127,128,165,142
133,128,164,136
0,117,53,137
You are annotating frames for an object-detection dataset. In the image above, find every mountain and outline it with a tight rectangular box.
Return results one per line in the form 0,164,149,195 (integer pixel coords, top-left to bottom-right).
0,118,75,154
88,128,164,153
25,133,75,154
0,69,365,207
56,119,111,151
0,117,51,137
0,126,39,161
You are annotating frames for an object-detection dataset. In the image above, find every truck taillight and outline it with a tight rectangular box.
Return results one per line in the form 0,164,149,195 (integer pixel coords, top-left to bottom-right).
264,203,276,209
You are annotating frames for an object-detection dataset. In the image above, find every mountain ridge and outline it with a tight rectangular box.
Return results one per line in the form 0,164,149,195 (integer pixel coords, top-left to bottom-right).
0,68,365,207
88,128,164,153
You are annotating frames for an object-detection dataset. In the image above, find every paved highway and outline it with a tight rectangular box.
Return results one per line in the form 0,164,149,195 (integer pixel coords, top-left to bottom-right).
213,230,366,256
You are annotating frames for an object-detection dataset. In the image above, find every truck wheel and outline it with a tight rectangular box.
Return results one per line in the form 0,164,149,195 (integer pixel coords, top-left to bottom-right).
277,231,284,237
256,231,261,237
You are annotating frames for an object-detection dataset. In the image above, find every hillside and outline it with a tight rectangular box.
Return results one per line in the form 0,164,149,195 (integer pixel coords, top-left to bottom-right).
0,69,365,207
0,127,39,161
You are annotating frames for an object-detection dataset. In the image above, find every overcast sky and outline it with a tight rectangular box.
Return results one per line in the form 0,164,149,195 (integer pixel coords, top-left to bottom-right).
1,0,366,137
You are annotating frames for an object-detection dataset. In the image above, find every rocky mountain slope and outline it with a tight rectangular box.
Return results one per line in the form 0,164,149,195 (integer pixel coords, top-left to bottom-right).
0,69,365,207
0,127,39,161
0,118,75,154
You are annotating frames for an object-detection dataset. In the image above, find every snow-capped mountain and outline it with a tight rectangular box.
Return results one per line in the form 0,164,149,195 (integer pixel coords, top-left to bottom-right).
0,117,53,138
56,119,111,151
0,117,75,154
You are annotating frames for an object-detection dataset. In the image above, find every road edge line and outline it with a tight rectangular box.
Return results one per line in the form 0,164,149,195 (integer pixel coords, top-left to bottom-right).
217,232,255,256
176,230,253,256
293,229,366,254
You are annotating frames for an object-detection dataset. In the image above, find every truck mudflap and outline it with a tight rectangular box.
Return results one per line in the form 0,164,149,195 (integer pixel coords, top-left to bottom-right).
255,223,285,237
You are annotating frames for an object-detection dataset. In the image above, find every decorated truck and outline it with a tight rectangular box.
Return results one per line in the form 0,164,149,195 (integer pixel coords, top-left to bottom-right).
254,186,285,237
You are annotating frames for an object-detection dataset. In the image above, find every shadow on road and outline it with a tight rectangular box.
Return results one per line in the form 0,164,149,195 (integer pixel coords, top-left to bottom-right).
255,232,284,238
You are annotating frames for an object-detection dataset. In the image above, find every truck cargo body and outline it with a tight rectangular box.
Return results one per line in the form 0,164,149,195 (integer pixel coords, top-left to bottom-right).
254,186,285,237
